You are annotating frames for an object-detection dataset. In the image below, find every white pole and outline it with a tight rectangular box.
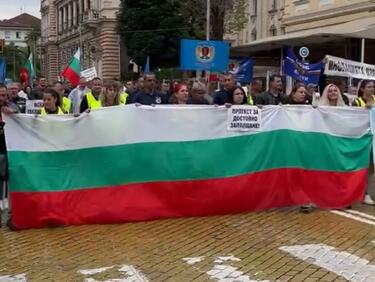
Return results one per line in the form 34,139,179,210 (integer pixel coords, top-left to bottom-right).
361,38,365,63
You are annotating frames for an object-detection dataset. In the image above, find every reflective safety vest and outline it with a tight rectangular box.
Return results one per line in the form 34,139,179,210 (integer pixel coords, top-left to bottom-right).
247,95,254,106
355,95,375,107
120,92,128,105
62,97,71,113
40,107,64,116
87,92,102,109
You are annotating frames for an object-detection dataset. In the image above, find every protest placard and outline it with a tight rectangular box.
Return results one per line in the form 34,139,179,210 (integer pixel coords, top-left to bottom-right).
227,105,262,131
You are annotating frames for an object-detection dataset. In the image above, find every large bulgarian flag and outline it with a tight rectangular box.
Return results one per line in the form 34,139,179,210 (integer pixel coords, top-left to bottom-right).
3,105,372,229
61,48,80,87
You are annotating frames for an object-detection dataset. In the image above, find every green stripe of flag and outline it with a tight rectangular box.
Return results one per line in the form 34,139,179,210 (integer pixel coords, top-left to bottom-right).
8,130,372,192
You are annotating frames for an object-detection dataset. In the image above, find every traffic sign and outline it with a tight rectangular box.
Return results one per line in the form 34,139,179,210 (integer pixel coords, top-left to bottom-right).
299,46,309,59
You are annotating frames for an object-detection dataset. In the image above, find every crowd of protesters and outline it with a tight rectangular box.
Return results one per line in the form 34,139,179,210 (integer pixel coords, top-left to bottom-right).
0,72,374,212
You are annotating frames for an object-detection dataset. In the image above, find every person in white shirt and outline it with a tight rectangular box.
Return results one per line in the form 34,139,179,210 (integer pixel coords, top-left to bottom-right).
68,77,90,114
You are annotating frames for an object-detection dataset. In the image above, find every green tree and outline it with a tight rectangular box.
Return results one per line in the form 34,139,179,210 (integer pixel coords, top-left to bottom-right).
117,0,205,69
2,43,28,81
198,0,249,40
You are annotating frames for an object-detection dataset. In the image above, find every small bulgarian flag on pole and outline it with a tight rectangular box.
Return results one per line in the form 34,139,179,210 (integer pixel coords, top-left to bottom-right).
20,53,35,86
61,48,80,86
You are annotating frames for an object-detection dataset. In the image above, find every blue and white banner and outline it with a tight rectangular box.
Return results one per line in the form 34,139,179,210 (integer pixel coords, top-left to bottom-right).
229,58,253,84
0,58,5,83
283,48,323,85
180,39,229,72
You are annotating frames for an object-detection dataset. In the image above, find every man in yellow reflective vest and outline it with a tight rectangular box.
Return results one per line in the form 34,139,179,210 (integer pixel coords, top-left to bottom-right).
80,77,103,112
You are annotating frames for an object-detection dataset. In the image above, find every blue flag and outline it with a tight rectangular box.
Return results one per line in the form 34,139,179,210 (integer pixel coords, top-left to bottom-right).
0,58,5,83
180,39,229,71
229,58,253,84
144,56,150,73
283,48,323,84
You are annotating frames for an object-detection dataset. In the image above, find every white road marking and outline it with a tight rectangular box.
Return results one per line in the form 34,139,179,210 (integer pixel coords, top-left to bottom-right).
206,264,269,282
280,244,375,282
182,257,205,265
183,255,269,282
345,210,375,221
0,274,27,282
214,255,241,263
79,265,148,282
118,265,148,282
79,266,115,275
330,210,375,226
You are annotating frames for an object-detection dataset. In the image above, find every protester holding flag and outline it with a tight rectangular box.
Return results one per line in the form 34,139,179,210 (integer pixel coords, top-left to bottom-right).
40,88,64,116
213,73,236,105
133,73,167,105
256,75,286,105
353,80,375,108
188,82,210,105
169,83,189,105
286,84,310,105
54,81,71,113
68,77,90,114
351,80,375,206
101,81,122,107
251,79,263,99
80,77,103,112
319,84,346,107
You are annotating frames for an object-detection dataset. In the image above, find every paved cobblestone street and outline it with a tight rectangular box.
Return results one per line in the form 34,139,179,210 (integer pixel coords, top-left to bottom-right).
0,197,374,282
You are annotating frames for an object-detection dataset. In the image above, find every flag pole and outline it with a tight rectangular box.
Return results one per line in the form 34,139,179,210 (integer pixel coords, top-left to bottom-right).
206,0,210,90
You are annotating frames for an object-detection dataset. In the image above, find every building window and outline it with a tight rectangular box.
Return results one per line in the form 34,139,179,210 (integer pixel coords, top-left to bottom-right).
4,31,10,39
16,32,21,39
271,0,277,10
251,30,257,41
70,5,74,28
269,25,277,36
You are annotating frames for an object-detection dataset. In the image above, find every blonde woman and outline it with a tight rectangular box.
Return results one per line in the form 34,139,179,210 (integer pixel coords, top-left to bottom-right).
319,84,346,107
101,81,121,107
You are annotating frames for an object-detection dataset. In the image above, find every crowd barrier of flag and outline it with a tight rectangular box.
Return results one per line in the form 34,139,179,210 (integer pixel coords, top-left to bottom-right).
3,105,371,229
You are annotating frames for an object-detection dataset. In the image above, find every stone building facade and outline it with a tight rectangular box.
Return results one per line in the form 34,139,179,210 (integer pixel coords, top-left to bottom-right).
40,0,121,83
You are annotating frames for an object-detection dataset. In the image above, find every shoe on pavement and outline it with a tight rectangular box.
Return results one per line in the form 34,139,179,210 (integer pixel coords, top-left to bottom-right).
363,194,375,205
300,204,315,213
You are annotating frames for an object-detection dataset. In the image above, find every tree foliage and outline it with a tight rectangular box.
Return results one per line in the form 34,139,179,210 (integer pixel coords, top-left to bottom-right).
117,0,205,69
117,0,248,69
2,43,28,80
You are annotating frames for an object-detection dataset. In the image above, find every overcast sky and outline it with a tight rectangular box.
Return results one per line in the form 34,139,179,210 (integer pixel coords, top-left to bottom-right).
0,0,40,20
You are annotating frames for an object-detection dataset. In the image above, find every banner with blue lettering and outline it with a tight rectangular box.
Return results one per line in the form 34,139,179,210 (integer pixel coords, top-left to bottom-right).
0,58,5,83
229,58,253,84
180,39,229,71
283,48,323,84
